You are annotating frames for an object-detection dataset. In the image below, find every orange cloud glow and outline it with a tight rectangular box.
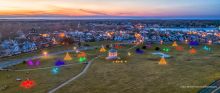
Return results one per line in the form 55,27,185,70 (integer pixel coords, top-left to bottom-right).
0,0,219,18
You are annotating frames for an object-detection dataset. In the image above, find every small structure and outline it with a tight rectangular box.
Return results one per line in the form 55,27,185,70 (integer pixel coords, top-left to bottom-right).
27,60,40,66
27,60,34,66
77,52,87,63
189,48,197,54
99,45,106,52
79,57,87,63
172,41,178,47
64,52,72,61
203,46,211,51
175,46,184,51
20,79,36,89
106,48,118,60
163,47,170,52
135,48,144,54
189,41,199,46
77,52,86,58
51,67,60,75
128,52,131,56
55,60,65,66
159,56,167,65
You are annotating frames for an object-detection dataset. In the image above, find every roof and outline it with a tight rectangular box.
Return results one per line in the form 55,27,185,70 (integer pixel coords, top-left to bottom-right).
109,48,117,53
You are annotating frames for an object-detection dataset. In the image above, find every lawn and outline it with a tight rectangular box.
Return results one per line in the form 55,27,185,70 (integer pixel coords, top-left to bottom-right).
55,44,220,93
0,42,220,93
0,45,99,93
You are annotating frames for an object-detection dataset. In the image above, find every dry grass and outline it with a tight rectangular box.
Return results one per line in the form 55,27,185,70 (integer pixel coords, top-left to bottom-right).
0,43,219,93
56,44,220,93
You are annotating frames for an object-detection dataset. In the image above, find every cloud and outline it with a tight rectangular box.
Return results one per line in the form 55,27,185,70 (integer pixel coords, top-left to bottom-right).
79,9,110,16
0,5,112,17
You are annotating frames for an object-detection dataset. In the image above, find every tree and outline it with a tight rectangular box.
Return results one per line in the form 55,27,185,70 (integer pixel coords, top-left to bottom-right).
61,37,74,45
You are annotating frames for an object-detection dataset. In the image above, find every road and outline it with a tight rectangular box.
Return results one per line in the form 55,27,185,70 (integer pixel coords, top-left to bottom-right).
0,42,132,69
48,55,101,93
48,43,135,93
0,46,96,69
0,43,133,93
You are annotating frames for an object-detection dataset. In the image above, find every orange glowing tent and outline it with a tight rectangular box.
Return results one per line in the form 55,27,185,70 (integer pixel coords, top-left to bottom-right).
99,45,106,52
64,52,72,61
175,46,184,51
189,48,197,54
172,41,178,47
159,56,167,65
77,52,86,58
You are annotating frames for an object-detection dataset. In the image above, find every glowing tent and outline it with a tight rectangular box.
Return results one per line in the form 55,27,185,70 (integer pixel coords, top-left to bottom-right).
189,41,199,46
203,46,211,51
163,47,170,52
77,52,86,58
175,46,184,51
77,52,87,63
159,56,167,65
64,52,72,61
172,41,178,47
55,60,65,66
99,45,106,52
189,48,197,54
20,79,36,89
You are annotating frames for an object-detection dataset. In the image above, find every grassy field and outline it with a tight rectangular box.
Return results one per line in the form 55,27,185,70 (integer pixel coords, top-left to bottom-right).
56,44,220,93
0,42,220,93
0,46,99,93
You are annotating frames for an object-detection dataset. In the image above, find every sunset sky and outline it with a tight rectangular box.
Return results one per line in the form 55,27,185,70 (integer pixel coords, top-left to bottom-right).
0,0,219,18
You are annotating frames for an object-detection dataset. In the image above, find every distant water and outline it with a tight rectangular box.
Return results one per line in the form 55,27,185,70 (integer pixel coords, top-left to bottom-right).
147,28,218,32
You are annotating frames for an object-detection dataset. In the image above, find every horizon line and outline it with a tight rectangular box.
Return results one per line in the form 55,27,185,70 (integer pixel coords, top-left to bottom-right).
0,16,220,20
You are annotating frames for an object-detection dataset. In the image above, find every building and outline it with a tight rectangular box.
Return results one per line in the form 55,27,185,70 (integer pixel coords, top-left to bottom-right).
106,48,118,60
